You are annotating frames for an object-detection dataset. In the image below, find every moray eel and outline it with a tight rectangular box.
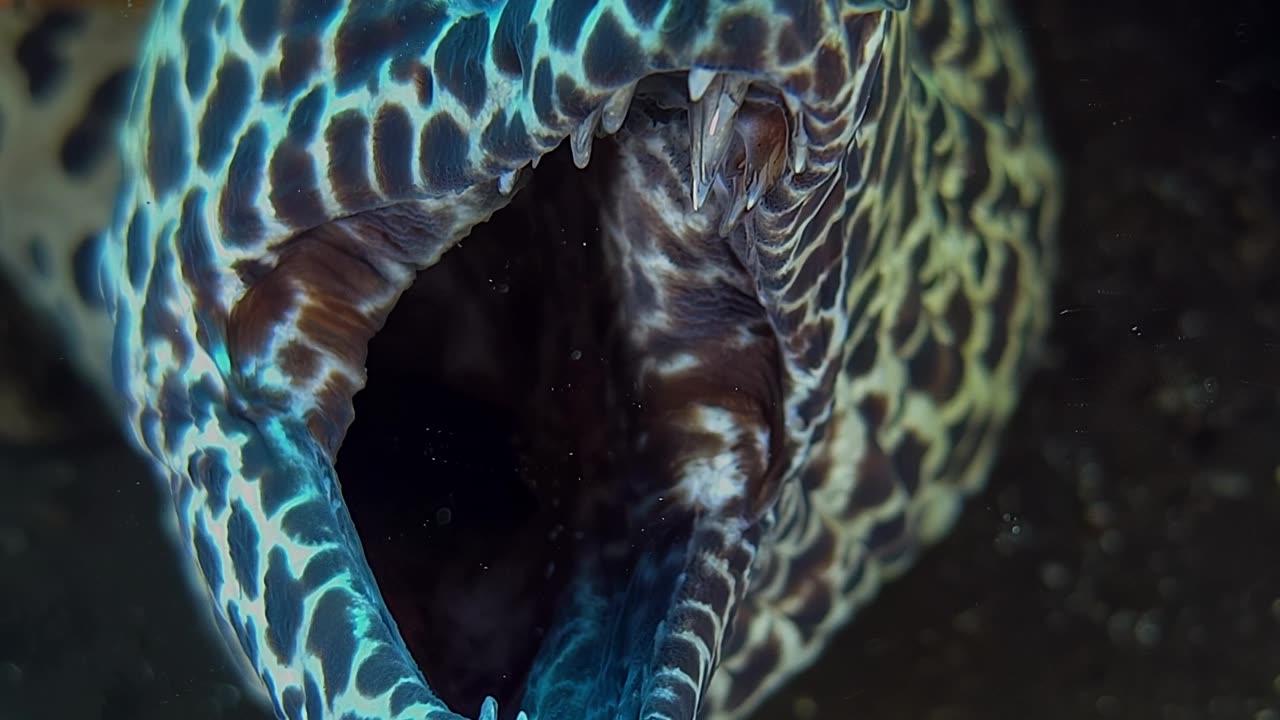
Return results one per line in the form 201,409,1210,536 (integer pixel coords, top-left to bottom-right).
0,1,1060,718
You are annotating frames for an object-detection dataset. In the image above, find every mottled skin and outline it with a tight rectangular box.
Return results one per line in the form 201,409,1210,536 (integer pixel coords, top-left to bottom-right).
0,1,1059,719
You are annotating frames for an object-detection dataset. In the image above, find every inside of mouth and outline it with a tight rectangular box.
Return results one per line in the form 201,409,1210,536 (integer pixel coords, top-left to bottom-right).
312,70,794,717
333,139,633,713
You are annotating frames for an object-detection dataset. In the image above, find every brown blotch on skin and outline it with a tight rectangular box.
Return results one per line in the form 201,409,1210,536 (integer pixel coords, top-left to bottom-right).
227,210,448,458
908,330,963,403
983,248,1022,371
814,44,848,103
859,391,889,431
787,520,836,591
843,440,899,519
722,630,782,711
787,577,835,643
414,65,434,106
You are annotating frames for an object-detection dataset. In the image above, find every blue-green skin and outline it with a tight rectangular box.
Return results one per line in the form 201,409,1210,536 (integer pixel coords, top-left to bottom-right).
104,1,872,718
31,0,1065,718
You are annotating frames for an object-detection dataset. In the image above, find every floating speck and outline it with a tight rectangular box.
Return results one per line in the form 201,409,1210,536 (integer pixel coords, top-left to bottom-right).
0,527,27,557
1040,562,1071,590
1107,609,1136,647
1134,610,1162,647
1100,528,1125,555
1204,470,1252,499
792,696,818,720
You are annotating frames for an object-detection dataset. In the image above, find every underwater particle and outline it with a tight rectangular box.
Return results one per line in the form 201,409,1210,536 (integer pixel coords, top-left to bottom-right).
1095,694,1121,717
1161,705,1196,720
0,661,21,687
1210,696,1246,717
1076,457,1104,500
210,680,243,710
1039,562,1071,591
952,606,983,636
0,527,27,557
1085,500,1114,529
1178,310,1209,340
1100,528,1125,555
792,696,818,720
1107,609,1136,647
1203,469,1251,499
1134,610,1162,647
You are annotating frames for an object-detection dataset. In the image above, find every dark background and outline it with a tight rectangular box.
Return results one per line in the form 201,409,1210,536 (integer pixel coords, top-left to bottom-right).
2,1,1279,719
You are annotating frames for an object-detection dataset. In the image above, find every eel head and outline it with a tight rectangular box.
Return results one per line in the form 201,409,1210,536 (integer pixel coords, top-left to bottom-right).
95,0,1025,719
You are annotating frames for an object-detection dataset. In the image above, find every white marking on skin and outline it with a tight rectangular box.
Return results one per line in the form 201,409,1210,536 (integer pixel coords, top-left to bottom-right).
682,451,745,513
753,425,771,461
677,405,770,513
653,352,701,376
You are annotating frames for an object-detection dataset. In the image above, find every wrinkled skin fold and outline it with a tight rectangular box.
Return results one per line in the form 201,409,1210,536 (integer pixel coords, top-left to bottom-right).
0,0,1061,719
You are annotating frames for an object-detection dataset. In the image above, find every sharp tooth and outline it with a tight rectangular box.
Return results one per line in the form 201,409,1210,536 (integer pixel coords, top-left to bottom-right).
791,132,808,175
718,176,749,237
601,82,637,134
745,167,769,210
689,74,748,211
783,93,808,174
498,169,517,195
687,67,717,103
571,107,601,169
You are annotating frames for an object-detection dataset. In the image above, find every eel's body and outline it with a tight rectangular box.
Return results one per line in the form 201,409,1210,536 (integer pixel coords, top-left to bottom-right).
0,1,1060,719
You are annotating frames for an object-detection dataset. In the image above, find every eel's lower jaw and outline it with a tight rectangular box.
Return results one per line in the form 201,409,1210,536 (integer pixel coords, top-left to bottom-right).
519,512,762,720
342,364,773,719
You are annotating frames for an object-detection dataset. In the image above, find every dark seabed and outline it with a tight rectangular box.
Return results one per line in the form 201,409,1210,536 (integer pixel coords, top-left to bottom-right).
1,1,1278,719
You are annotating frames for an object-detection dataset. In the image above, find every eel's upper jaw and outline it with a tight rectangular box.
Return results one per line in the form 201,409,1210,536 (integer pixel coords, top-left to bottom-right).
579,70,798,226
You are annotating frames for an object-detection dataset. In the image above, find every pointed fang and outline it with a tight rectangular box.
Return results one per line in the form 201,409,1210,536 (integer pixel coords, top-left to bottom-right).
498,169,517,195
602,82,637,134
571,107,601,169
689,75,748,211
783,93,809,174
719,177,749,238
688,67,717,103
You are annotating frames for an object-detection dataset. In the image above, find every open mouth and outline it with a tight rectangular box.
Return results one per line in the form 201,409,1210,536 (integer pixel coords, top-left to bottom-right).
336,140,634,713
281,70,799,718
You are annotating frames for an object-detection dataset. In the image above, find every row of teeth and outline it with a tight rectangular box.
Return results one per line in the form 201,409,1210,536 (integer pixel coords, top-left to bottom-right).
500,69,809,233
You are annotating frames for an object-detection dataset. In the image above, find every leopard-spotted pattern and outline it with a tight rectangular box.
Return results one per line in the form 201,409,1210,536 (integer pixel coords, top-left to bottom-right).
0,0,1060,718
